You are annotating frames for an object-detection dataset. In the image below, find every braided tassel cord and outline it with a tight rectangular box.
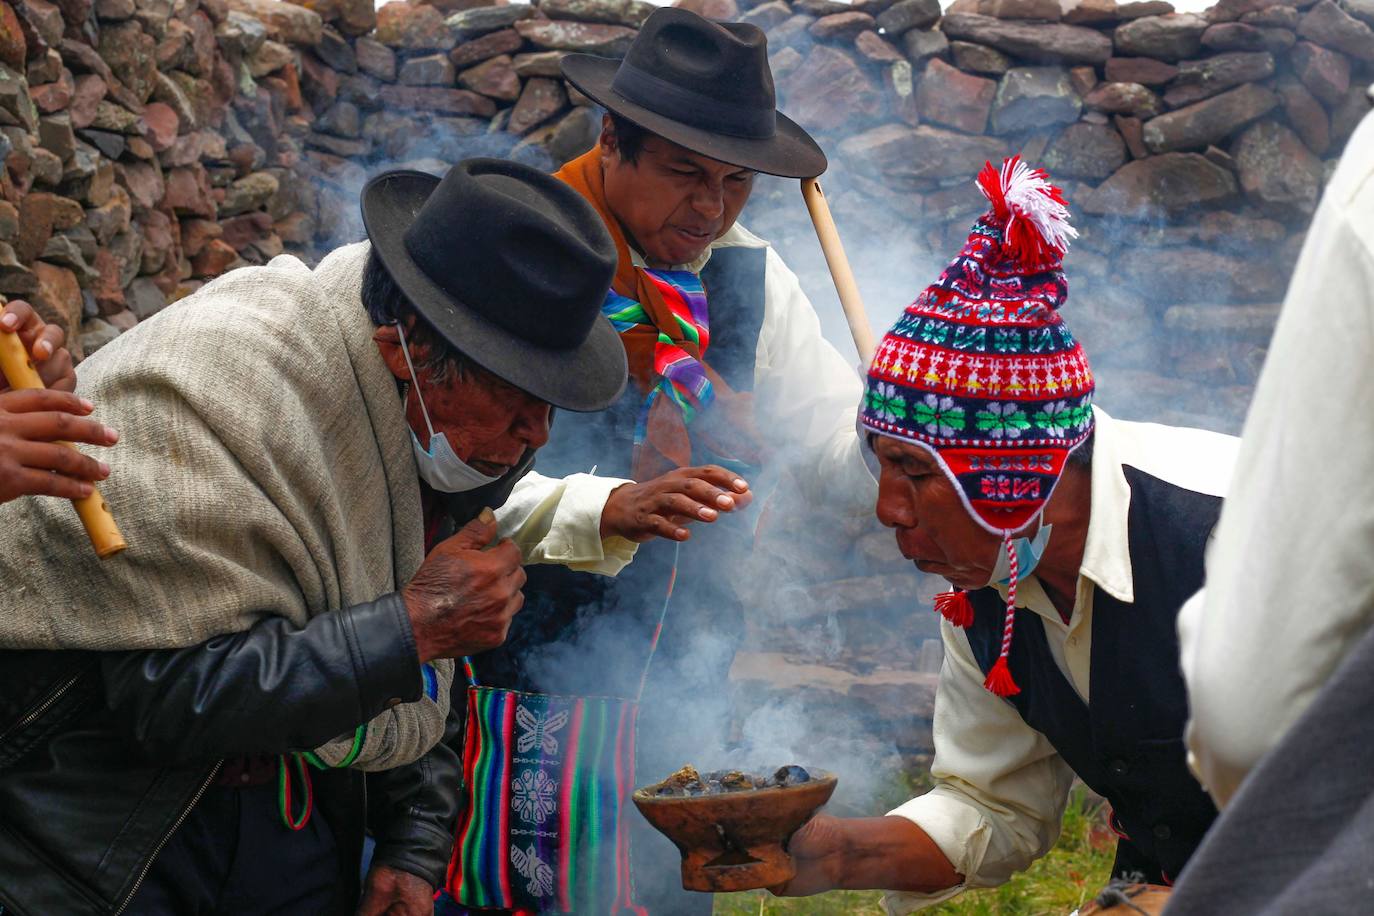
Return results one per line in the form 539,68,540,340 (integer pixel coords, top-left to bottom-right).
984,532,1022,697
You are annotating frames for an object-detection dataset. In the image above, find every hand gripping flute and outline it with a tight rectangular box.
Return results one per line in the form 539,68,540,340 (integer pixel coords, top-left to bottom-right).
0,319,127,558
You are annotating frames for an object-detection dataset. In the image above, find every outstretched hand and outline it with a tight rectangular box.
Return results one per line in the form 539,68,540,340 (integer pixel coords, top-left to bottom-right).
599,464,752,543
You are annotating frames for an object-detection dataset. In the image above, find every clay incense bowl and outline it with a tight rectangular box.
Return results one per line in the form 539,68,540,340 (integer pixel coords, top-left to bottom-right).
632,771,838,893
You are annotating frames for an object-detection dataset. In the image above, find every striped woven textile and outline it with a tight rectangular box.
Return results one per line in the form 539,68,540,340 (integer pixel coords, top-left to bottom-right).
447,687,644,914
602,268,713,424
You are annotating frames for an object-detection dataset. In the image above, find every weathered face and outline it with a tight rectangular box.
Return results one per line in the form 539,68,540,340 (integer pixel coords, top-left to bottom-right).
599,116,756,267
871,434,1003,591
375,323,551,478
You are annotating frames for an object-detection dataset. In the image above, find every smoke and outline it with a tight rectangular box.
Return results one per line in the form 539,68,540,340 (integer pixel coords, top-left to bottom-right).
294,103,933,805
298,45,1300,822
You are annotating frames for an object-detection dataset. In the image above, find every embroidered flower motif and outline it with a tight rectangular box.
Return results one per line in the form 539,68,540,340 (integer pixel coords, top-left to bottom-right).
512,769,558,825
975,402,1031,439
510,843,555,898
516,705,569,756
913,394,966,438
1032,400,1073,437
866,382,907,423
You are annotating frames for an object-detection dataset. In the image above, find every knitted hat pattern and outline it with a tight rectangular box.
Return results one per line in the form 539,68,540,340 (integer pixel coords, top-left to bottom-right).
860,156,1095,698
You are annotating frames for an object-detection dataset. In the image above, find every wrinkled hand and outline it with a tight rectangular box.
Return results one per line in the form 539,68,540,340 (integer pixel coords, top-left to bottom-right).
1,299,76,392
770,814,846,898
599,465,752,543
403,508,526,663
0,389,118,503
357,864,434,916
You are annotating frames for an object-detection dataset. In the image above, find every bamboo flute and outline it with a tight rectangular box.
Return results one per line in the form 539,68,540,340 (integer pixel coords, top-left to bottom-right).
0,323,127,558
800,177,876,364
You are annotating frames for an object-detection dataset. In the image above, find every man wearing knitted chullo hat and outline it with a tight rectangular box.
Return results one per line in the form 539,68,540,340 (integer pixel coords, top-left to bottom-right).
776,158,1241,910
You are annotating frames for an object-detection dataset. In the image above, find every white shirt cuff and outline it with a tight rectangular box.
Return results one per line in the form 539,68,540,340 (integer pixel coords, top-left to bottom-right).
882,792,992,911
535,473,638,576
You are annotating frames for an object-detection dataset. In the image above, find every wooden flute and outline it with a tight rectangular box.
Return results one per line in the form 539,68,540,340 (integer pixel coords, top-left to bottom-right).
0,322,127,559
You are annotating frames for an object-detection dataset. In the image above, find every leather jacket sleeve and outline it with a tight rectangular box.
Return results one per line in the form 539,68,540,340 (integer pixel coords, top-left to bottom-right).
100,593,423,764
365,689,466,888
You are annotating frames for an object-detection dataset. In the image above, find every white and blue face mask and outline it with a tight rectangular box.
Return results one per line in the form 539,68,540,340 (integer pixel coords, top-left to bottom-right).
987,522,1053,588
395,322,502,494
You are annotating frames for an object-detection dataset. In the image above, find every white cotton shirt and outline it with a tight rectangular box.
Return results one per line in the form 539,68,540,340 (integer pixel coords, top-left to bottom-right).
631,221,878,516
495,219,877,576
1177,105,1374,811
496,471,639,576
884,407,1238,913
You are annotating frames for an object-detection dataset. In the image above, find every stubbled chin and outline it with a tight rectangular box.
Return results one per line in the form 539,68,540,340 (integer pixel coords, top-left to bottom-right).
915,560,986,591
657,235,709,264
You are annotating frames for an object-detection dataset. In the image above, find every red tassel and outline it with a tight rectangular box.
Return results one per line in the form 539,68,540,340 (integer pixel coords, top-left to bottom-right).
933,590,974,628
977,159,1010,222
984,656,1020,697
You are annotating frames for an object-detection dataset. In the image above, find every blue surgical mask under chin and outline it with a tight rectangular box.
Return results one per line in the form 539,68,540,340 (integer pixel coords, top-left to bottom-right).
395,323,502,494
988,523,1054,588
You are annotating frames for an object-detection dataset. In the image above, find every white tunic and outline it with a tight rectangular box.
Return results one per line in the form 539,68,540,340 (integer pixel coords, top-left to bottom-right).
884,408,1237,913
1177,105,1374,810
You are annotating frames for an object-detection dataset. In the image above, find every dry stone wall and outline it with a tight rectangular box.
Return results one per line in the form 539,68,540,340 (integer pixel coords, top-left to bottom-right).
1,0,1368,397
0,0,1368,769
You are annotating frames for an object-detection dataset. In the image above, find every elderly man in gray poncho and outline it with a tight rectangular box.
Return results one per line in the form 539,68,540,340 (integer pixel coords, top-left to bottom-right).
0,159,751,916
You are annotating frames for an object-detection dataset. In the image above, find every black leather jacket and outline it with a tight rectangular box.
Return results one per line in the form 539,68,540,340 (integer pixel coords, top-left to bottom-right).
0,454,537,916
0,594,461,916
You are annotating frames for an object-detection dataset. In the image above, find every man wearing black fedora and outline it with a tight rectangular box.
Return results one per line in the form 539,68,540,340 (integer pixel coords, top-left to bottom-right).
0,158,753,916
465,8,877,913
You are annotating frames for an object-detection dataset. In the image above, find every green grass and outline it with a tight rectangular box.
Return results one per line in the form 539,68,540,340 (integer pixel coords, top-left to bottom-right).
713,785,1116,916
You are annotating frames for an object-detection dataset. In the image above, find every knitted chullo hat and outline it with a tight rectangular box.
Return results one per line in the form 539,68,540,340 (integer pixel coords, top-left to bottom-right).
860,156,1095,698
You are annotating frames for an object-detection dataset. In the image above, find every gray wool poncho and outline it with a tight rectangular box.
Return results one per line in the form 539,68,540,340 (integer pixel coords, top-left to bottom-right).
0,241,454,771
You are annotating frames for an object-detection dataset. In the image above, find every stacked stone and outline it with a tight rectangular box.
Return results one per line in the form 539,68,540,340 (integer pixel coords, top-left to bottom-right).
728,0,1370,429
0,0,1368,409
274,0,657,253
0,0,327,356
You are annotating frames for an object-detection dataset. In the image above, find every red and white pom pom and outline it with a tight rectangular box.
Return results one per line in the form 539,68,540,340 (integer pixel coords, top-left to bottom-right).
977,155,1078,271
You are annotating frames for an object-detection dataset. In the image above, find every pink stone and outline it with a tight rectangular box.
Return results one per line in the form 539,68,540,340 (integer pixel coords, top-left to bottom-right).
141,101,179,152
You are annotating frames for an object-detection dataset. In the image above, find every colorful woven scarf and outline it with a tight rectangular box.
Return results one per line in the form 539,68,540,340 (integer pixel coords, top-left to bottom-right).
556,150,737,479
602,270,713,444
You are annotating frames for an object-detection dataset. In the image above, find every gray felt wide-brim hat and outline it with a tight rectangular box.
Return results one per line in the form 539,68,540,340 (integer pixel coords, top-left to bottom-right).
561,7,827,179
361,159,628,412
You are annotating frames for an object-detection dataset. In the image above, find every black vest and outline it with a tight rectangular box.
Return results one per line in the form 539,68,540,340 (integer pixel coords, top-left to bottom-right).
476,246,769,695
964,466,1221,883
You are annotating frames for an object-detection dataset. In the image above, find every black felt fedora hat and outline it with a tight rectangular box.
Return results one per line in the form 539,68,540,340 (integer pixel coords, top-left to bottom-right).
361,158,627,412
561,7,827,179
